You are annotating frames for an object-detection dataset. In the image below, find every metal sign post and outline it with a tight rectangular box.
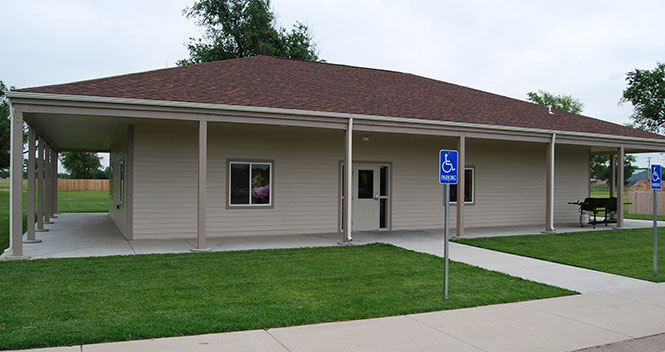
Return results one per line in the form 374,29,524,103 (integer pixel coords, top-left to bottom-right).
651,164,661,277
439,149,458,300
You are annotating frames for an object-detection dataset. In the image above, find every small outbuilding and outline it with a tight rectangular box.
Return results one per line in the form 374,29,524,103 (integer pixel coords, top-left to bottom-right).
5,56,665,257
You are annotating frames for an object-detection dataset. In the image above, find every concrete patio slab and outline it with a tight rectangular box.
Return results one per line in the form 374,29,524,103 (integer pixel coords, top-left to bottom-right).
129,239,195,255
82,330,287,352
268,315,483,352
18,213,134,259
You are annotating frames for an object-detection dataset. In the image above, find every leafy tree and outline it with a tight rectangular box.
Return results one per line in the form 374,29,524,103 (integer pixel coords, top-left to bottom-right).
0,81,11,170
590,154,638,185
620,62,665,134
60,152,102,179
92,166,111,179
178,0,320,65
527,90,584,114
528,90,634,182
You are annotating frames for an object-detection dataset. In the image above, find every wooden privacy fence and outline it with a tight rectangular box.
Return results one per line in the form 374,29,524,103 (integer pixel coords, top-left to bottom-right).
628,191,665,216
56,179,109,191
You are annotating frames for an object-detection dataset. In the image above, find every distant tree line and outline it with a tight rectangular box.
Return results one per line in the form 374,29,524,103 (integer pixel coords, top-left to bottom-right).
527,90,638,184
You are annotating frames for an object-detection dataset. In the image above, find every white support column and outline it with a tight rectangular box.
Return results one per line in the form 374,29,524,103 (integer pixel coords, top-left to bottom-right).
545,133,556,232
126,125,134,239
44,145,53,224
54,150,59,214
193,120,210,252
25,128,40,243
8,108,24,258
609,154,615,198
36,136,46,232
343,117,353,243
456,135,465,237
617,146,624,228
51,150,58,217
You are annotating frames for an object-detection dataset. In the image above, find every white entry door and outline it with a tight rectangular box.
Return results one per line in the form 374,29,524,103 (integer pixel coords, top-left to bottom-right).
352,164,381,230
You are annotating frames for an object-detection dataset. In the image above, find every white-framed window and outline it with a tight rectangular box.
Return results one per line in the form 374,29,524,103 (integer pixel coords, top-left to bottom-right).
450,168,474,204
228,161,272,207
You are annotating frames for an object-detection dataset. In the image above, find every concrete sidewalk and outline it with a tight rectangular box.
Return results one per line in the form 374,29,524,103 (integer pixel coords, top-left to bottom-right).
15,284,665,352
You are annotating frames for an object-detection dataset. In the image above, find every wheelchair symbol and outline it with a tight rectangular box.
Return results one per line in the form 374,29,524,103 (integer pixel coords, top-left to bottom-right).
441,154,456,173
653,168,661,182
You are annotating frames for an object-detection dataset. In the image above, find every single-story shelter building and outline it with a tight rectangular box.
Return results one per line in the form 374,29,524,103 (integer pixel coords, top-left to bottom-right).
5,56,665,258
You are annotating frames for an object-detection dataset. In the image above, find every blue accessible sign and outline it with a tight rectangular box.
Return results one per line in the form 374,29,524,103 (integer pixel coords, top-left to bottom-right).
439,150,458,185
652,165,662,190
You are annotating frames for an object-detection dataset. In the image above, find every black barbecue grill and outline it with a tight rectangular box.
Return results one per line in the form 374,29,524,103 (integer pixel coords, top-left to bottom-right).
568,197,617,228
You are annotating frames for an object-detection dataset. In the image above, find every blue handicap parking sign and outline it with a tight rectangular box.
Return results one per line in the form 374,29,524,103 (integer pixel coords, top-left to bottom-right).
652,165,662,190
439,150,458,184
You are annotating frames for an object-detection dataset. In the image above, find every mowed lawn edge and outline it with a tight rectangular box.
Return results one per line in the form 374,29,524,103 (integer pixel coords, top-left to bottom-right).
0,243,576,350
453,228,665,283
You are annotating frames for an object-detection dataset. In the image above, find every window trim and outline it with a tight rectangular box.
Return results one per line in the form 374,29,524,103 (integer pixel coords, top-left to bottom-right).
226,159,274,209
450,167,475,205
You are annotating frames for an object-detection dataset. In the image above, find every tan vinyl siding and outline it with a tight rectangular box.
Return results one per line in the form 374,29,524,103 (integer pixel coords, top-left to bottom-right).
554,144,590,223
462,139,548,228
209,124,341,236
109,125,128,238
133,121,342,239
133,121,197,238
131,121,590,239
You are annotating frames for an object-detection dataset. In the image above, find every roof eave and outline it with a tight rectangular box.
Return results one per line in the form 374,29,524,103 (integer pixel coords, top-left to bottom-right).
7,91,665,147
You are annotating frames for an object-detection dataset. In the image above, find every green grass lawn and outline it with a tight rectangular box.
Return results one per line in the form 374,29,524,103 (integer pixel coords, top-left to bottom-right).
0,243,575,350
454,227,665,282
0,181,109,252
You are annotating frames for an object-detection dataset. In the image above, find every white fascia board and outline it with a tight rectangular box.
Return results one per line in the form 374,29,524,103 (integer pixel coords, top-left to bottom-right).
8,91,665,146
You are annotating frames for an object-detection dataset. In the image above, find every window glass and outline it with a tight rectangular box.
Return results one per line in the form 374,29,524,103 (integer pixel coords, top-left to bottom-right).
230,163,250,205
450,168,474,203
358,170,374,199
380,166,387,196
464,170,473,202
230,162,271,206
380,198,386,228
119,161,125,205
251,163,271,204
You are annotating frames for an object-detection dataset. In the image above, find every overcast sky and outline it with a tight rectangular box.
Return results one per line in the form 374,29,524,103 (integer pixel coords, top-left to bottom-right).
2,0,664,168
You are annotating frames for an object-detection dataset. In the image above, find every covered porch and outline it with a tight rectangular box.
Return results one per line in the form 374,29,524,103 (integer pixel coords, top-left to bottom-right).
5,89,665,260
15,212,665,260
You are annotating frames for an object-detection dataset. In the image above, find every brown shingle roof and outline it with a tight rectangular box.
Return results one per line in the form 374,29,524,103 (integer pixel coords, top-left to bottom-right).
18,55,663,140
